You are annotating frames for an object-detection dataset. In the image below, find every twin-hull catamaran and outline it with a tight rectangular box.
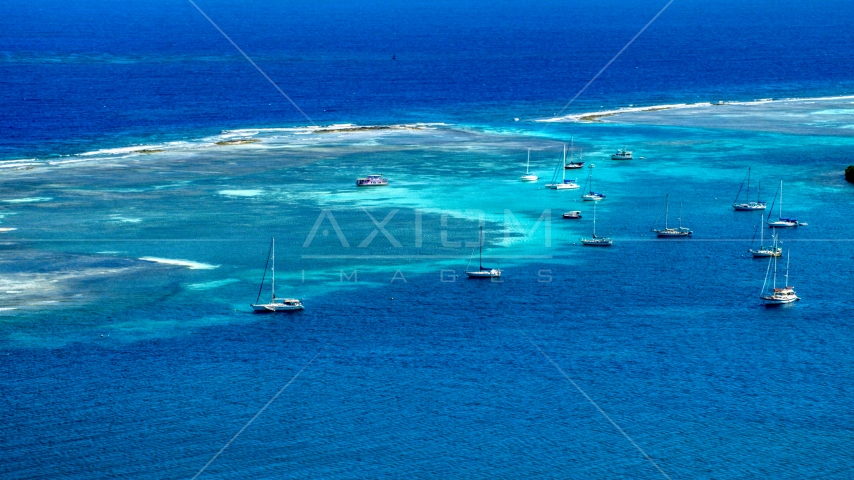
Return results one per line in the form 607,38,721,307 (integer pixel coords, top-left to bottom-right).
251,237,304,312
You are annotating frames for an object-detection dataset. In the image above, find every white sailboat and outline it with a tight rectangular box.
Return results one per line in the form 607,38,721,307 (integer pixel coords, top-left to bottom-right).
581,163,605,201
749,214,782,257
732,167,766,211
251,237,304,312
581,202,613,246
466,226,501,278
520,149,538,182
760,250,800,305
555,144,579,189
652,194,692,237
767,180,799,228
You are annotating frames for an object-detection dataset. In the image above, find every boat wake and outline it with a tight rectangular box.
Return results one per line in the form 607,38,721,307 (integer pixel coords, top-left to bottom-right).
139,257,219,270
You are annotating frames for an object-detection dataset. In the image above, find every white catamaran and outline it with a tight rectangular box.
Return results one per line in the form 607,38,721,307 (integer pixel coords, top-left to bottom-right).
652,194,692,237
251,237,304,312
466,226,501,278
732,167,766,211
760,250,800,305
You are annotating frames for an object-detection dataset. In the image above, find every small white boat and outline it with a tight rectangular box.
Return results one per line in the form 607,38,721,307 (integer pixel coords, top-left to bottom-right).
611,148,633,160
356,174,388,187
732,167,766,211
562,210,582,219
749,215,782,257
581,202,612,246
651,194,692,237
581,163,605,201
520,149,538,182
767,181,798,228
251,237,304,312
466,226,501,278
760,250,800,305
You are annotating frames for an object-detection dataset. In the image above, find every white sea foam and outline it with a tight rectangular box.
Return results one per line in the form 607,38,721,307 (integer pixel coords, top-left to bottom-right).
139,257,219,269
540,95,854,123
218,189,264,197
0,160,40,169
108,215,142,223
186,278,239,290
1,197,52,203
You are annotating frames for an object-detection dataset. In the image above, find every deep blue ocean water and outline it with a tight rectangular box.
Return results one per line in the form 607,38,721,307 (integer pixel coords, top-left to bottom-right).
2,1,854,478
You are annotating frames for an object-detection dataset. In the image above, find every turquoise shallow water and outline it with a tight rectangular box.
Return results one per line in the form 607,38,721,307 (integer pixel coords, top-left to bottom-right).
2,99,854,478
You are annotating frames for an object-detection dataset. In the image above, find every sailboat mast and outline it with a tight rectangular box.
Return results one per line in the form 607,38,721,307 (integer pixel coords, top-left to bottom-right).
785,251,790,287
562,145,567,182
664,195,670,229
271,237,275,302
479,226,483,269
679,202,683,228
779,180,783,219
526,149,530,174
593,202,597,237
746,168,751,203
772,251,778,289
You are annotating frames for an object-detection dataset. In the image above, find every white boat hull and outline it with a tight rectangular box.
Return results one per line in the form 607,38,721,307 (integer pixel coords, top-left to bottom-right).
654,229,692,237
768,221,798,228
582,195,603,201
466,270,501,278
581,238,612,246
761,295,800,305
750,250,782,258
520,175,538,182
252,302,304,312
733,203,766,211
555,183,579,190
